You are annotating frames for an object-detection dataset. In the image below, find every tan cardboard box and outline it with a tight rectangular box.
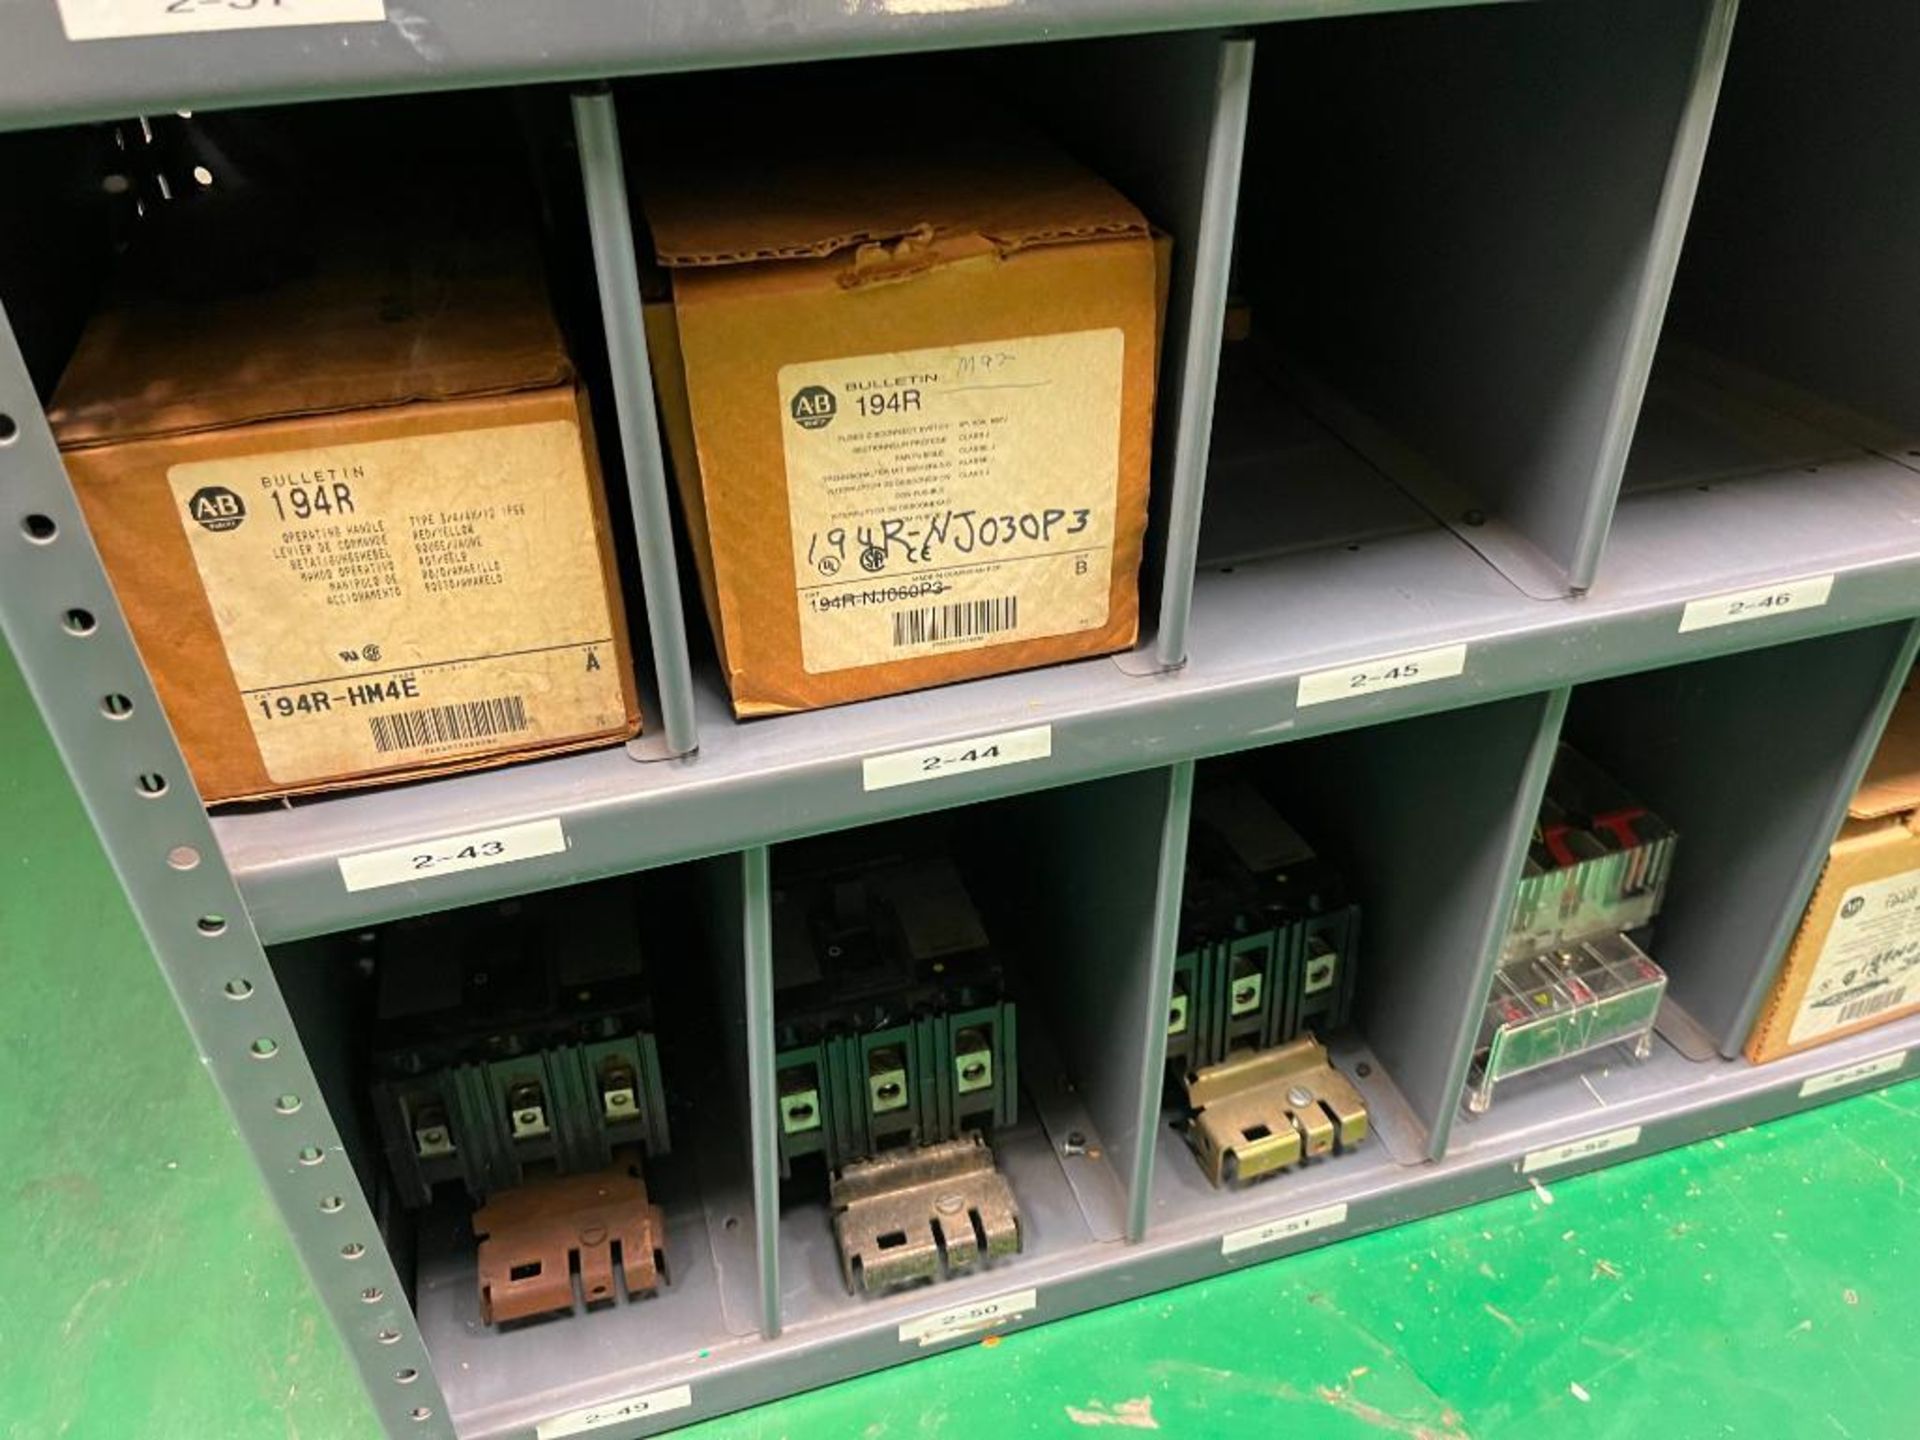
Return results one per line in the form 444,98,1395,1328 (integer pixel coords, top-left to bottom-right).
1747,677,1920,1062
51,230,642,804
640,121,1161,717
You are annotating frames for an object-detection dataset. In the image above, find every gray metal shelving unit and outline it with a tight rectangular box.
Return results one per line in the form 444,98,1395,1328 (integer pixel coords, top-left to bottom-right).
3,0,1919,1437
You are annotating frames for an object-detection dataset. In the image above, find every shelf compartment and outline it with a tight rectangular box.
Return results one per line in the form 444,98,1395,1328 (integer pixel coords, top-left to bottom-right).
1554,622,1920,1058
263,859,771,1440
1146,693,1564,1242
1637,0,1920,476
1230,0,1729,596
765,768,1179,1332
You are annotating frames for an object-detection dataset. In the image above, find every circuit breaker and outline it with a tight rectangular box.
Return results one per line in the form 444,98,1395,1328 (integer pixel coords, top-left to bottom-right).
1170,778,1368,1186
772,852,1021,1292
1469,746,1678,1111
365,885,671,1324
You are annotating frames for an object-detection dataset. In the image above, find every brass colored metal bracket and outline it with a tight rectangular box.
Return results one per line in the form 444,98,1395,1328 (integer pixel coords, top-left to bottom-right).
1184,1036,1368,1187
474,1152,667,1324
830,1134,1021,1293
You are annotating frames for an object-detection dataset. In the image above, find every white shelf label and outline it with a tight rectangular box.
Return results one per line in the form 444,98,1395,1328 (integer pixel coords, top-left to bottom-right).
1520,1124,1641,1174
1296,643,1468,708
337,817,567,892
862,725,1051,792
58,0,385,41
1221,1201,1348,1257
536,1384,693,1439
1677,574,1833,633
898,1286,1037,1346
1800,1050,1908,1098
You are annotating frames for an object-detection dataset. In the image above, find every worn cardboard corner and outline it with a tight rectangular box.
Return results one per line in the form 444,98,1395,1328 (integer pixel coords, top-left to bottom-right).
1747,681,1920,1063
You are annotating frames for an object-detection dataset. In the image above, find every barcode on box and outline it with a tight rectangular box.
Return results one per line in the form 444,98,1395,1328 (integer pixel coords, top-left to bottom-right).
893,596,1017,648
1837,988,1907,1026
367,695,530,754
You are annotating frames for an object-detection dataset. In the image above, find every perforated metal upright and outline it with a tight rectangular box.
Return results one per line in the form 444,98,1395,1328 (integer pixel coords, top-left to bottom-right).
4,2,1920,1438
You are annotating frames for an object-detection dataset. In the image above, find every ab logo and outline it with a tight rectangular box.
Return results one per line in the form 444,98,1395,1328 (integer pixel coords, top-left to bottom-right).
790,385,837,430
1841,896,1867,920
186,485,247,533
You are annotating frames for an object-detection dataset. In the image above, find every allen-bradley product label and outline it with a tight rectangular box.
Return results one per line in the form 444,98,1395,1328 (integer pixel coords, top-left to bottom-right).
779,329,1123,674
169,421,626,784
1790,866,1920,1044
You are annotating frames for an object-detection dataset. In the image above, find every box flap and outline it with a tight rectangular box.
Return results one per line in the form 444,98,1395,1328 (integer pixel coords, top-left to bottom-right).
639,99,1147,269
1852,676,1920,821
51,220,569,448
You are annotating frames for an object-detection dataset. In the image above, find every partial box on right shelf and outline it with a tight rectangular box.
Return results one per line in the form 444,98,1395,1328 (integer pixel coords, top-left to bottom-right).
1748,676,1920,1063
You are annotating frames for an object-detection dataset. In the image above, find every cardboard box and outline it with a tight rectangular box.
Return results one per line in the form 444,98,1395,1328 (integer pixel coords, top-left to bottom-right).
51,228,641,803
1747,677,1920,1062
640,117,1161,716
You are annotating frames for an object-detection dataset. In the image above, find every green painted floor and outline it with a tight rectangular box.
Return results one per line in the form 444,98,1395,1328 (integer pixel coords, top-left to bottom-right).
4,635,1918,1440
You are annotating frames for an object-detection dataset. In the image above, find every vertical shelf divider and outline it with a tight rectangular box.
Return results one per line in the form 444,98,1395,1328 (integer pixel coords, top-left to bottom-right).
1154,40,1255,669
1574,0,1740,587
711,844,782,1339
1006,33,1253,671
1127,760,1196,1238
1279,689,1572,1160
1427,687,1572,1152
571,87,700,758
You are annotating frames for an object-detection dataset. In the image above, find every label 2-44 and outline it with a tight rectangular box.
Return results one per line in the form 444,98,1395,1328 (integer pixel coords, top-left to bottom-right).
862,725,1052,792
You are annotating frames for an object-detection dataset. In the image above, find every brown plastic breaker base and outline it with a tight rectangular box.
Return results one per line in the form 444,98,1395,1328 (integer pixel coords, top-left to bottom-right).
474,1153,666,1324
830,1133,1021,1293
1184,1035,1369,1187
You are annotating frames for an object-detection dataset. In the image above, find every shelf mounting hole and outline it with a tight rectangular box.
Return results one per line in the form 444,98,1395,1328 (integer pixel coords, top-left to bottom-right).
167,845,200,871
223,978,253,999
394,1368,419,1385
361,1286,383,1303
319,1194,345,1214
0,413,18,444
198,915,228,936
250,1037,279,1059
297,1146,325,1166
63,608,97,636
137,772,168,797
21,514,56,543
102,693,135,719
341,1242,366,1260
376,1328,402,1345
409,1408,432,1423
274,1093,302,1115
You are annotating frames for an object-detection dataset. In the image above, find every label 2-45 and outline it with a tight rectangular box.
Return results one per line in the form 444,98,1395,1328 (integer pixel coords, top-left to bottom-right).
1297,643,1470,708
